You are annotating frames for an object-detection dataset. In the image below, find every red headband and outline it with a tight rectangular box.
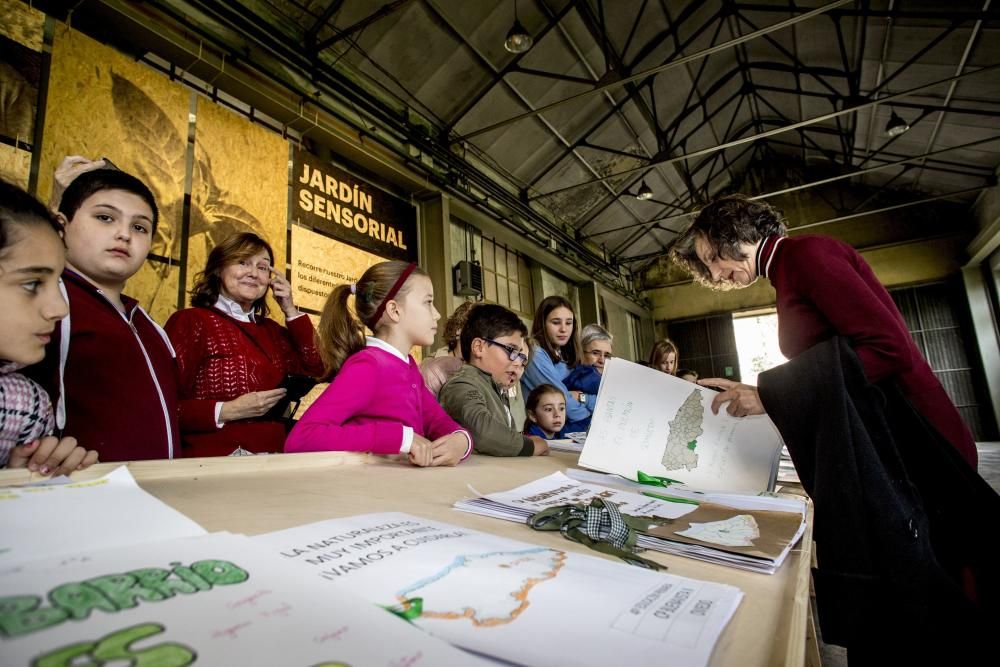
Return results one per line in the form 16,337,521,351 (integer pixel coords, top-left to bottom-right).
368,262,418,329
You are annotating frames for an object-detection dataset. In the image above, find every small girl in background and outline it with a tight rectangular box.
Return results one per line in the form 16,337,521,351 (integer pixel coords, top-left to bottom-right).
285,261,471,466
0,180,98,475
522,296,592,432
524,384,566,440
649,338,680,375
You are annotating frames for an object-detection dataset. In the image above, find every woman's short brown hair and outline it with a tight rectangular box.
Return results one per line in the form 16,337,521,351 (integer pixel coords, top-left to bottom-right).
190,232,275,317
670,195,787,287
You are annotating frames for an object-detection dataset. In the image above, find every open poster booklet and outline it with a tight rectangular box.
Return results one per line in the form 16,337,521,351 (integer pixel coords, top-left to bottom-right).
580,358,785,493
255,512,744,667
0,532,486,666
455,471,807,574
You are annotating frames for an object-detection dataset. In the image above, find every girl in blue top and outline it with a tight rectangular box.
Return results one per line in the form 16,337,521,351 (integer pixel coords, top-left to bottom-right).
521,295,592,432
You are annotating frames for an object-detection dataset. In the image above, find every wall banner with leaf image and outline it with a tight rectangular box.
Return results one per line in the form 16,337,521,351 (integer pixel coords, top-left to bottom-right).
0,2,45,188
188,97,289,313
292,148,417,263
39,24,190,324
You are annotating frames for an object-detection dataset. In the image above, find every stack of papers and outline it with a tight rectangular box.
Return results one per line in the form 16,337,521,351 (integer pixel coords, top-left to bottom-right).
0,531,486,665
0,468,488,665
455,471,807,574
548,438,584,453
778,446,801,484
256,512,744,667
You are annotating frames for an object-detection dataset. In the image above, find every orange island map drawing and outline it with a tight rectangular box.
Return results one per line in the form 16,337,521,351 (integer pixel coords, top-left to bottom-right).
396,548,567,627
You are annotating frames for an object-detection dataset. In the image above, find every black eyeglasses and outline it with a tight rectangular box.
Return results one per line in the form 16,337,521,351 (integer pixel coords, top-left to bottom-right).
482,338,528,364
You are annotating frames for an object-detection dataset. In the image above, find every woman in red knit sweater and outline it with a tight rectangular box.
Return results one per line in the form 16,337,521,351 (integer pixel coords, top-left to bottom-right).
165,233,323,456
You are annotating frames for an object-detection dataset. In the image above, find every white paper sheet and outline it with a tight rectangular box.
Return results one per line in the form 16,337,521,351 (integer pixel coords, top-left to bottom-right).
579,358,784,493
0,466,205,567
255,512,743,667
0,532,484,666
460,470,698,521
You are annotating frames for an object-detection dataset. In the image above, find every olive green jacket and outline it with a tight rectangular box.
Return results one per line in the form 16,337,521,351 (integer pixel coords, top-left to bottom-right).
439,364,534,457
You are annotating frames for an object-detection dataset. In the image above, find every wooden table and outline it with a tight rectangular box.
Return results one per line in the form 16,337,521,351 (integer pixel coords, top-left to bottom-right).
0,451,814,666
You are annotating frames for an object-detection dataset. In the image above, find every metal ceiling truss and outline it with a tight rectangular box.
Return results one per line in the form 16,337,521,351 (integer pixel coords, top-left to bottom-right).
144,0,635,291
501,0,996,261
134,0,999,275
581,133,999,243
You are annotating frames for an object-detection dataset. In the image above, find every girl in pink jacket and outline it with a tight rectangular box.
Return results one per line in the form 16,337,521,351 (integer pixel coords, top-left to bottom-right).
285,261,471,466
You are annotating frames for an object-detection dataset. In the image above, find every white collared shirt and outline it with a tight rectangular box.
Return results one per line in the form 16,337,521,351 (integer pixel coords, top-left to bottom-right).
214,293,256,323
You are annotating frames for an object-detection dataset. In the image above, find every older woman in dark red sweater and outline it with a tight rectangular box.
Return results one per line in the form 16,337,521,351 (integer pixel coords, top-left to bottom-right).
165,233,323,456
670,195,977,467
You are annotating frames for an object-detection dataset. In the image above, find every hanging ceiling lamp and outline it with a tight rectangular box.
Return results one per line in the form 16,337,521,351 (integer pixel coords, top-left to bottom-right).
885,110,910,138
636,179,653,200
504,0,533,53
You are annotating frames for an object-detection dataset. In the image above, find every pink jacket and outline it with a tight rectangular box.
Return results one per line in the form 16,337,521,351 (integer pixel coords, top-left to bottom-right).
286,346,471,457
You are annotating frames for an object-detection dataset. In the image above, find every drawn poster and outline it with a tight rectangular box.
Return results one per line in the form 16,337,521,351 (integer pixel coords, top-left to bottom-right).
0,532,486,666
256,512,743,667
579,358,784,493
0,467,204,568
39,25,189,322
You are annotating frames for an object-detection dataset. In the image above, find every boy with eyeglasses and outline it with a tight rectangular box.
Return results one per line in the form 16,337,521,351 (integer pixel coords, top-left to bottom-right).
439,304,549,457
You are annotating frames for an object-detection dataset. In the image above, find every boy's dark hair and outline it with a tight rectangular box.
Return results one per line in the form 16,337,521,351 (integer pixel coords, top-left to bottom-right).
460,303,528,362
677,368,699,380
0,180,63,258
58,168,159,234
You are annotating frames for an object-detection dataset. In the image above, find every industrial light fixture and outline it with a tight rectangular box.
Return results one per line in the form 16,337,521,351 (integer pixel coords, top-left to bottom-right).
885,110,910,138
635,179,653,200
504,1,533,53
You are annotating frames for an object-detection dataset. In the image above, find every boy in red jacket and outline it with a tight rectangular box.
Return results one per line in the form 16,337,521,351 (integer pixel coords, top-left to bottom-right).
29,164,179,461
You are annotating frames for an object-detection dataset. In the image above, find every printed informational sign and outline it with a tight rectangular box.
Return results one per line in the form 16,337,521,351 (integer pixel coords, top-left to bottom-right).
292,148,417,262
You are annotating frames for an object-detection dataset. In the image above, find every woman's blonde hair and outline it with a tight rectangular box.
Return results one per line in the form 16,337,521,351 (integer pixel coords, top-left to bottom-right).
317,260,428,380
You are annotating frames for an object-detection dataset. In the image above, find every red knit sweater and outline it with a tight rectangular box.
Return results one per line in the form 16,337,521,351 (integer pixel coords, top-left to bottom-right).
760,234,978,466
164,306,324,457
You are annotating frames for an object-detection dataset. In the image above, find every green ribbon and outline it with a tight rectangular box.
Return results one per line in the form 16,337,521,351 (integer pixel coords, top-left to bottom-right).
528,498,665,571
381,597,423,622
636,470,701,505
640,490,701,506
636,470,683,487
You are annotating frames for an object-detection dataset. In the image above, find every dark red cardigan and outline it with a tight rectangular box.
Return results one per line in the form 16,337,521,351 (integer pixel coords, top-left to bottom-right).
164,306,324,457
759,234,978,466
27,270,180,462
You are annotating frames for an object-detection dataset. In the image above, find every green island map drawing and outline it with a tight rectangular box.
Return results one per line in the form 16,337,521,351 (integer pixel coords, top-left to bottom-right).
661,389,705,472
395,548,566,627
